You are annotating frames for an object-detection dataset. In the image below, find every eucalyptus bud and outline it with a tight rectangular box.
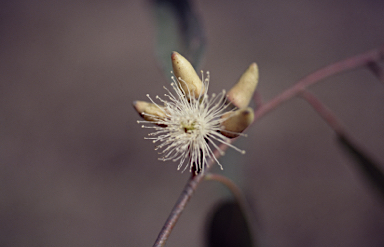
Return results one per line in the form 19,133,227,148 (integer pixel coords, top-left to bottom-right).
227,63,259,108
133,100,166,123
220,107,254,138
171,51,204,98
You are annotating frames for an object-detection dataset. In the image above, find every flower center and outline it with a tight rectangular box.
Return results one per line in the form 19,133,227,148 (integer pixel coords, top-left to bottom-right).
181,121,197,134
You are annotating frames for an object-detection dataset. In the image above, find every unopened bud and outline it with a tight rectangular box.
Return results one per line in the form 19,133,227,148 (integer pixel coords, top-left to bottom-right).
227,63,259,108
171,51,204,98
220,107,254,138
133,100,166,123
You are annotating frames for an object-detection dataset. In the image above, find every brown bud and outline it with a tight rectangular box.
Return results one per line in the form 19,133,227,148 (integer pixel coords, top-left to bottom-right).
133,100,166,122
171,51,204,98
220,107,254,138
227,63,259,108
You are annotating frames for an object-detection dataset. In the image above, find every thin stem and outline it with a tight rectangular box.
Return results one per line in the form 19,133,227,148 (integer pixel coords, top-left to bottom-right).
254,47,383,121
205,173,247,210
153,172,204,247
152,46,384,247
299,90,346,134
300,89,384,202
153,145,231,247
253,90,264,109
367,61,384,84
205,173,257,243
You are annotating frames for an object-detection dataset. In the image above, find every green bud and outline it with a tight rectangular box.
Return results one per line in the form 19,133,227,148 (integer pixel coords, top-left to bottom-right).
220,107,254,138
227,63,259,108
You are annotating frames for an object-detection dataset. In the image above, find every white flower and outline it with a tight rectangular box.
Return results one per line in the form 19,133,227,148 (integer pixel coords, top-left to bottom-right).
137,72,245,173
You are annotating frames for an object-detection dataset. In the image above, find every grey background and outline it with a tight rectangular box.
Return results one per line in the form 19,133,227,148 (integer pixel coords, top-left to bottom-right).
1,0,384,246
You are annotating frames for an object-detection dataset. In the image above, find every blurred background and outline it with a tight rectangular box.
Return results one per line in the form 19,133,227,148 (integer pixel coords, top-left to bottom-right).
1,0,384,246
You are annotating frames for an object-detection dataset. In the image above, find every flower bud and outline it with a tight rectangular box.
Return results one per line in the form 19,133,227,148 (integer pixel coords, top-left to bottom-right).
220,107,254,138
227,63,259,108
171,51,204,98
133,100,166,122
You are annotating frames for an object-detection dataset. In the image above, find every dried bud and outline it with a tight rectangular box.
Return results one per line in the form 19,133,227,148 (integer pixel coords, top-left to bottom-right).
171,51,204,98
227,63,259,108
220,107,254,138
133,100,166,123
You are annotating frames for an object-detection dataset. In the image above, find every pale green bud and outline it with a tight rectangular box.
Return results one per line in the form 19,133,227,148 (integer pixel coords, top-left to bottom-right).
133,100,166,123
220,107,254,138
171,51,204,99
227,63,259,108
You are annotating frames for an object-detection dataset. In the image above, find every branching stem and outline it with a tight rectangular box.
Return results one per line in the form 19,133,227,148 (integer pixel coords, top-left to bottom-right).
254,47,383,121
152,46,384,247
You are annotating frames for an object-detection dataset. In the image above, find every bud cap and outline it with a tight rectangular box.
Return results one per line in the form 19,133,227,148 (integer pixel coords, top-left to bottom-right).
171,51,204,98
133,100,166,122
227,63,259,108
220,107,254,138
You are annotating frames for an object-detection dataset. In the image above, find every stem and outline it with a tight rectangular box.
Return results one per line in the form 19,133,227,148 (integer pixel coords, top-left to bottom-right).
367,61,384,84
299,90,346,134
205,173,247,210
205,173,257,243
254,47,383,121
153,145,231,247
301,90,384,202
152,46,384,247
253,90,264,109
153,172,204,247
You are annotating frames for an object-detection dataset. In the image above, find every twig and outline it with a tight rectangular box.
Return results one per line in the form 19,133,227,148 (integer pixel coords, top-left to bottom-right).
153,171,205,247
253,90,264,109
152,46,384,247
300,91,384,202
205,173,248,212
253,47,383,121
367,61,384,84
205,173,257,244
153,146,231,247
299,90,346,134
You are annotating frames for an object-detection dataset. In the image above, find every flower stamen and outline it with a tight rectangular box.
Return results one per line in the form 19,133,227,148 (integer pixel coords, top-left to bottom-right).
138,71,246,174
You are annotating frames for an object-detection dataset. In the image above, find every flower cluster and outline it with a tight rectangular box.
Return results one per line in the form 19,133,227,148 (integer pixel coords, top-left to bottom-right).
134,52,258,173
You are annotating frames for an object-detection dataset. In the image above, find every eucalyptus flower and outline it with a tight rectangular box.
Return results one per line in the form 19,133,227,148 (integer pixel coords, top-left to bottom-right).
135,52,257,173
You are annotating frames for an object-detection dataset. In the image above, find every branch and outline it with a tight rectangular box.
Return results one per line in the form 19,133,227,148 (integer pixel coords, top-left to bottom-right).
152,45,384,247
205,173,248,212
299,90,346,134
367,61,384,84
153,172,204,247
153,145,231,247
300,90,384,202
254,46,384,121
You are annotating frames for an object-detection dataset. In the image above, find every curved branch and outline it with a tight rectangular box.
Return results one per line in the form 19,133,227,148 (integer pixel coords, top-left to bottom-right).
254,46,383,121
152,45,384,247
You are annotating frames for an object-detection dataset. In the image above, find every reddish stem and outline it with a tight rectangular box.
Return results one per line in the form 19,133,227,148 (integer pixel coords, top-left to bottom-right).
254,48,383,121
152,46,384,247
153,147,230,247
300,90,346,134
